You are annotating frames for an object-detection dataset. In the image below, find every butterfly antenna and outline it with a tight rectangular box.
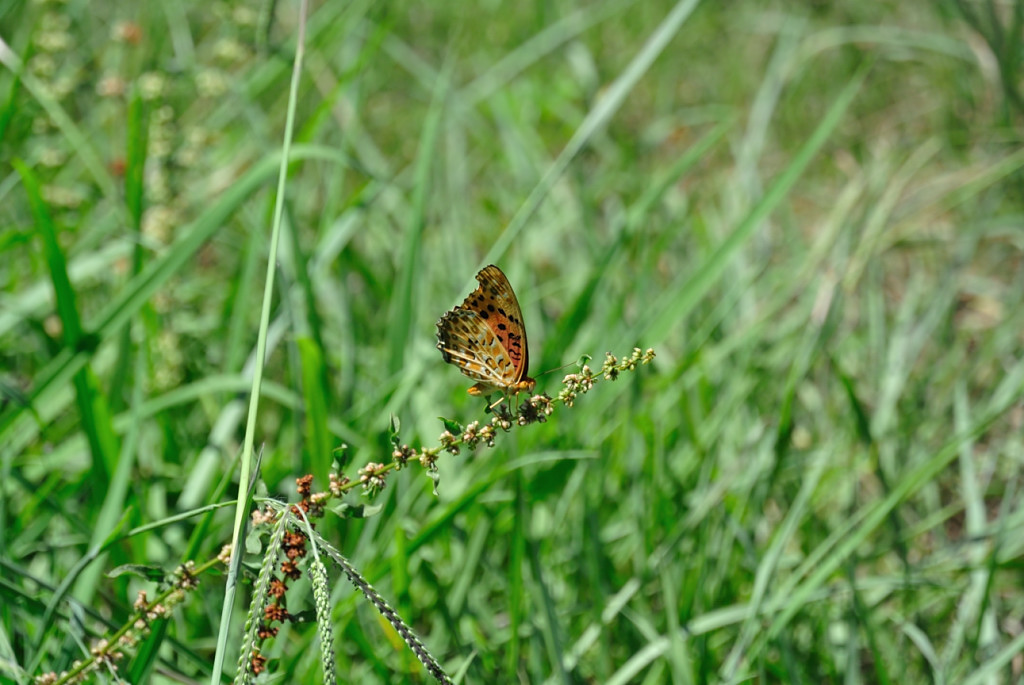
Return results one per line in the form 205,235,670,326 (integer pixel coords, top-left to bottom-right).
536,359,584,378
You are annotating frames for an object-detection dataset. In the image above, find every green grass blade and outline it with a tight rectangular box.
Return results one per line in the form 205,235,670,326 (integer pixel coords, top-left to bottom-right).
212,1,310,680
298,336,332,476
13,160,82,345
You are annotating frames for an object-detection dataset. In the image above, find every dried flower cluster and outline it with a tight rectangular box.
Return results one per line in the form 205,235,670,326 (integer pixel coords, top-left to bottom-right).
244,475,328,677
328,471,351,496
558,348,655,407
358,462,388,494
291,474,325,518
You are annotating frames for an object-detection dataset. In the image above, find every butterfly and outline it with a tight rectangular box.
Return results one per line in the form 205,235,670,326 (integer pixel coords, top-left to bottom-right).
436,265,537,399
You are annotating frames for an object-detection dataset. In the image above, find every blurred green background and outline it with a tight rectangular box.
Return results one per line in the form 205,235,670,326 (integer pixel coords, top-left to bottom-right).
3,0,1024,682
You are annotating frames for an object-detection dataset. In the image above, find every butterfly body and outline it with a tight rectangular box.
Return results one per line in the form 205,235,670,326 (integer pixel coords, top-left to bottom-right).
436,265,536,398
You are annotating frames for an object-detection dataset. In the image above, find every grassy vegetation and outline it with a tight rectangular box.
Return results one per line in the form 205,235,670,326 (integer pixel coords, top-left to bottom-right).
3,0,1024,683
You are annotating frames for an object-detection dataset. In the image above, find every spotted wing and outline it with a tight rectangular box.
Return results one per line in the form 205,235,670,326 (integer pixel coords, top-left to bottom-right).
465,265,531,384
436,307,520,388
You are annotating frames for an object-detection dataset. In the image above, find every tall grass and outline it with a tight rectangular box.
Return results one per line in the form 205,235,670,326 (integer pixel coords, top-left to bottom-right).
2,0,1024,683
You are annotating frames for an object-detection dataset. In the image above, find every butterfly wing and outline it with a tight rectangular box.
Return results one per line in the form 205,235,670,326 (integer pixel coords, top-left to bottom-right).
470,265,531,384
436,308,520,388
436,265,535,395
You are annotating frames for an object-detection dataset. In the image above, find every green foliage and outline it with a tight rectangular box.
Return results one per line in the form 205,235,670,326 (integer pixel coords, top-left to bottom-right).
3,0,1024,683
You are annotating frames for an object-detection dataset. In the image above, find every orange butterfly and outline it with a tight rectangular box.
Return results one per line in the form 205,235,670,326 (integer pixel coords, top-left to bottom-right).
436,265,537,398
